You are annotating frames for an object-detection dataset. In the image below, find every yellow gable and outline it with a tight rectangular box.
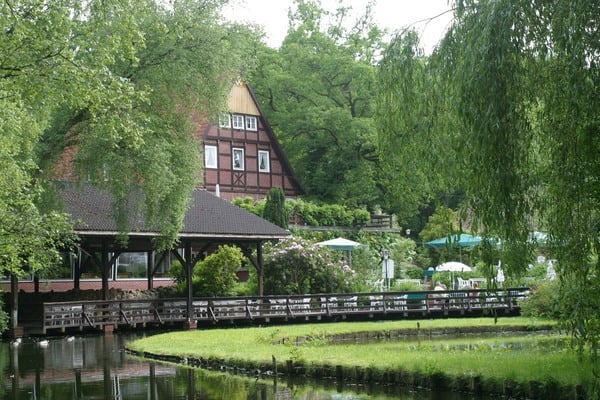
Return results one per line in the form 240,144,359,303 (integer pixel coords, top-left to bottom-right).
227,81,260,115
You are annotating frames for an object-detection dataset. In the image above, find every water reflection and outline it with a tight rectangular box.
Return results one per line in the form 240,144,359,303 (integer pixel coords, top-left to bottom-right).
0,333,489,399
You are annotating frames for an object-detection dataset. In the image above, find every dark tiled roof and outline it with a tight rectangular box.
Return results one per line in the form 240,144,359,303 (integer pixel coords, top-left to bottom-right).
58,184,290,240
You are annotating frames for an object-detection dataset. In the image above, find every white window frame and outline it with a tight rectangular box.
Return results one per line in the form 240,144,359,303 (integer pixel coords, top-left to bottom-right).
232,114,245,130
258,150,270,173
245,116,258,131
219,113,231,128
232,148,244,170
204,145,217,169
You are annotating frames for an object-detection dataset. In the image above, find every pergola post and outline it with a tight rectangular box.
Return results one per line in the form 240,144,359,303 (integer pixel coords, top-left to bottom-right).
74,248,82,290
257,243,264,296
147,250,155,290
9,273,23,336
101,240,109,301
184,241,196,329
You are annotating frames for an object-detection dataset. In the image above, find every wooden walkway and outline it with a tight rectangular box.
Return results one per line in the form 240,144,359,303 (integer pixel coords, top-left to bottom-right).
40,288,530,333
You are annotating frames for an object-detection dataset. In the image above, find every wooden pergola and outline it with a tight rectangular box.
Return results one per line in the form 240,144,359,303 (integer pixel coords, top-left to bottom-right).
10,184,290,332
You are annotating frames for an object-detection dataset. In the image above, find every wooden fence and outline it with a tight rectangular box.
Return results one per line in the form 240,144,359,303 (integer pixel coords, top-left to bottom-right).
42,288,530,333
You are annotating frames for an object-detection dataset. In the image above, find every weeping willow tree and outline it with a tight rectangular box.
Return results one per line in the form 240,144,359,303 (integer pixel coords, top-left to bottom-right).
8,0,258,251
377,0,599,361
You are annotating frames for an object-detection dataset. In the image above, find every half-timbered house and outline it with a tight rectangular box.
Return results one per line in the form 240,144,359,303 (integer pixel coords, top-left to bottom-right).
199,81,304,200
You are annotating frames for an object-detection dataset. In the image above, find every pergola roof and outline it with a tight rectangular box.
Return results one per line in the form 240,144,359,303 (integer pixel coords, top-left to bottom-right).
58,183,290,242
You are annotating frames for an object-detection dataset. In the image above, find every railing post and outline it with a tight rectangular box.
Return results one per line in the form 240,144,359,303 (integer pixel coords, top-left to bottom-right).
103,301,115,335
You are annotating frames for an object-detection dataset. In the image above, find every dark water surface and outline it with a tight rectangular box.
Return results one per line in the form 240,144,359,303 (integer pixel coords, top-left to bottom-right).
0,332,497,399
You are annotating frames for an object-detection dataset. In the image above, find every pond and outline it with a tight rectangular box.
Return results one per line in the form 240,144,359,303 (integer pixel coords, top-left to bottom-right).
0,332,500,399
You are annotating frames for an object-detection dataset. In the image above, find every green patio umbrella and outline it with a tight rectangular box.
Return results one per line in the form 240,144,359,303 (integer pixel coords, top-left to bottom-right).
316,237,362,266
316,237,362,251
424,233,483,248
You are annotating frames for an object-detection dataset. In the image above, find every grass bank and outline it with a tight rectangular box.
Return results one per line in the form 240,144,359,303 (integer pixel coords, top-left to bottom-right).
126,317,595,399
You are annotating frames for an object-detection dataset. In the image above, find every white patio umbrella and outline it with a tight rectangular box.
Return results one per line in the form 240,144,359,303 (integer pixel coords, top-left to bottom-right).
436,261,472,288
436,261,472,272
316,237,361,251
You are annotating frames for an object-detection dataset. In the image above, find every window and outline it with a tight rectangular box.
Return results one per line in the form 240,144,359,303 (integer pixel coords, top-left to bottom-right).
80,251,103,279
258,150,270,173
232,114,245,129
232,148,244,170
116,252,148,279
219,113,231,128
245,116,258,131
204,145,217,169
47,253,74,279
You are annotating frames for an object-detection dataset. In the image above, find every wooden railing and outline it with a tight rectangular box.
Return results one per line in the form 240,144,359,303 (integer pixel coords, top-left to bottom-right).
42,288,530,332
289,214,395,229
366,214,393,228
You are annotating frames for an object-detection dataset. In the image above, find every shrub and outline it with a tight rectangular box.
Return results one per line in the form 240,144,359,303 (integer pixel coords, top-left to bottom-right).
404,266,425,280
174,245,244,297
288,199,372,227
235,197,378,229
167,259,185,283
352,208,371,226
292,200,320,226
391,281,422,292
519,280,561,319
232,197,259,214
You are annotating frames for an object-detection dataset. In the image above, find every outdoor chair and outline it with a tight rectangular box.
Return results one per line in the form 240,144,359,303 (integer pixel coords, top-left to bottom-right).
342,296,358,311
390,294,407,311
192,300,208,319
456,277,469,288
369,295,383,311
269,299,287,315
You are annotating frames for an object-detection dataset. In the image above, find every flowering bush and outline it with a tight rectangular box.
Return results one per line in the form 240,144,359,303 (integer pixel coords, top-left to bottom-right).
263,237,355,295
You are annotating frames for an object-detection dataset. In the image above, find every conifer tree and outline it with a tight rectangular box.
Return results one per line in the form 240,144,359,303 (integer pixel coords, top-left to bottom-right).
263,187,288,229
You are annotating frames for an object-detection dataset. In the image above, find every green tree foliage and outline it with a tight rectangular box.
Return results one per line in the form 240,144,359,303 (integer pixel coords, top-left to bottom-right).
0,0,256,331
0,108,76,279
0,177,77,279
263,237,354,295
418,206,459,244
377,0,599,359
2,0,256,252
262,187,288,228
249,0,386,209
418,206,462,267
376,30,458,224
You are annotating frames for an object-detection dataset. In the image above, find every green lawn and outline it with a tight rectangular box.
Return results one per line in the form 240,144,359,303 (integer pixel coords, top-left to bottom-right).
127,317,594,390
